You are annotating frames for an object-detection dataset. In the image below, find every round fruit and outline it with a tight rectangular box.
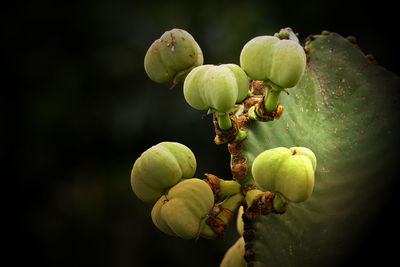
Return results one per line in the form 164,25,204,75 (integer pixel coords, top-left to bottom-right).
144,28,203,83
183,64,249,113
240,36,306,88
130,142,196,203
251,147,316,203
151,178,214,239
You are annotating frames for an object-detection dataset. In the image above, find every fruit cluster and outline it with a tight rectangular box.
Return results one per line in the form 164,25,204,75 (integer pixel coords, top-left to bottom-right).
132,27,317,265
131,142,242,239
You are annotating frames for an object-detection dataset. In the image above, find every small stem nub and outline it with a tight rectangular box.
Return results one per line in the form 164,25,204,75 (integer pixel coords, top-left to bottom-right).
233,130,247,143
244,189,287,219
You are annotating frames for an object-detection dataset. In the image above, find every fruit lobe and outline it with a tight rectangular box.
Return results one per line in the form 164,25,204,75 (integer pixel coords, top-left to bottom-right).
130,142,196,203
151,178,214,239
183,64,249,112
289,146,317,171
240,36,306,88
144,28,203,83
251,147,316,203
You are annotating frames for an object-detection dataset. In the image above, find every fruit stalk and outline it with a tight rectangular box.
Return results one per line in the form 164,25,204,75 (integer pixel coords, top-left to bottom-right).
203,173,241,201
263,81,283,113
201,193,244,239
217,113,233,130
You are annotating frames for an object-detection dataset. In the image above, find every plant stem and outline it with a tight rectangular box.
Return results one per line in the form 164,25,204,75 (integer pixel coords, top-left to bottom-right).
233,130,247,143
272,193,289,213
264,90,281,112
263,81,284,112
217,113,232,130
219,180,242,199
171,66,194,86
245,189,264,205
200,193,243,239
217,193,243,223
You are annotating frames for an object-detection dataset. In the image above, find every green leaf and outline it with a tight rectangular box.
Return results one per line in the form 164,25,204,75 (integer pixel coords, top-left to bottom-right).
239,33,400,266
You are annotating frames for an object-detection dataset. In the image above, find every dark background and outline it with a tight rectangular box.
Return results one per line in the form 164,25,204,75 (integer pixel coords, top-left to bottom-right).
5,0,399,266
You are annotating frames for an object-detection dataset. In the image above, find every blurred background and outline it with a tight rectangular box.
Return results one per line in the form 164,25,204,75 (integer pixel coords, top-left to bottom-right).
5,0,399,266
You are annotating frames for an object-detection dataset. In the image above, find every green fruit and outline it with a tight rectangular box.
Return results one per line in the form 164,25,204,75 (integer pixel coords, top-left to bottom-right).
144,28,203,83
183,64,249,113
130,142,196,203
220,237,246,267
240,36,306,88
151,178,214,239
251,147,316,203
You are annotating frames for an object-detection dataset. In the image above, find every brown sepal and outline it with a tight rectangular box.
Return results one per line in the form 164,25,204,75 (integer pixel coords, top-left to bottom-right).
250,80,266,95
206,217,227,240
228,140,244,156
203,173,222,202
231,156,248,181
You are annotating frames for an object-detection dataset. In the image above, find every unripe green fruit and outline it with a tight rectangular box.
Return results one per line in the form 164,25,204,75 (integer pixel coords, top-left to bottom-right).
151,178,214,239
240,36,306,88
252,147,316,203
144,28,203,83
183,64,249,113
220,237,246,267
130,142,196,203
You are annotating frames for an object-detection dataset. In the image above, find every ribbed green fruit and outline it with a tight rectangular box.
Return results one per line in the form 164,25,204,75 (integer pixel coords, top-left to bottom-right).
144,28,203,83
151,178,214,239
130,142,196,203
183,64,249,112
251,147,316,203
240,35,306,88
